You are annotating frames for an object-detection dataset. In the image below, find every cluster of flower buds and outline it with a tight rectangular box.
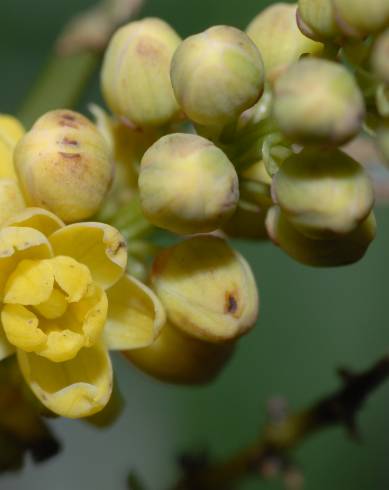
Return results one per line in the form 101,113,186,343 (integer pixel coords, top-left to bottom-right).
0,0,387,419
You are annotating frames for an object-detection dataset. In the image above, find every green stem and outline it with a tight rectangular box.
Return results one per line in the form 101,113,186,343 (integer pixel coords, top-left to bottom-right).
18,53,99,128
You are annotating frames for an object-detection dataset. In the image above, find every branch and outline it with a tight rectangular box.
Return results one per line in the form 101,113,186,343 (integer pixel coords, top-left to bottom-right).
173,355,389,490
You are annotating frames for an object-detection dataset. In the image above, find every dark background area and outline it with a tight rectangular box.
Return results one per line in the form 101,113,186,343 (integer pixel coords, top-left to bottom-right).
0,1,388,489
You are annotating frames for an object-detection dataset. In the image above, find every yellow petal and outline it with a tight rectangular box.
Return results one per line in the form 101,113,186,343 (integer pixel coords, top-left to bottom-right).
104,275,166,350
37,326,84,363
0,327,15,361
49,222,127,289
4,259,54,305
69,283,108,347
0,227,53,300
0,179,25,227
49,255,92,303
17,343,113,418
5,207,64,237
34,288,68,319
1,304,47,351
0,114,25,147
0,114,25,180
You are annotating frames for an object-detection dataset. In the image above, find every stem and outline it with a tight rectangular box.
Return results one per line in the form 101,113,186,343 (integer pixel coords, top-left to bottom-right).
173,355,389,490
18,53,98,128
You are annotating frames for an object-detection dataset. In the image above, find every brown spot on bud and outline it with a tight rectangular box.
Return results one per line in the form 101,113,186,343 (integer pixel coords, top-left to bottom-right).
62,137,79,147
58,152,81,159
225,292,238,314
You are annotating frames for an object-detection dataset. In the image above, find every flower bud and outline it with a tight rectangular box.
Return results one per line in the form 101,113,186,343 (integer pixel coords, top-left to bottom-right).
14,110,113,223
372,29,389,84
297,0,340,41
139,134,239,234
332,0,389,38
273,58,365,145
246,3,322,83
266,206,376,267
171,26,264,127
272,149,374,238
151,236,259,343
101,18,181,128
125,322,235,385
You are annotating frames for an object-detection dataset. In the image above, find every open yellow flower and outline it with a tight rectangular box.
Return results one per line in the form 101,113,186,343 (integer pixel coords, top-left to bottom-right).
0,207,165,419
0,114,165,419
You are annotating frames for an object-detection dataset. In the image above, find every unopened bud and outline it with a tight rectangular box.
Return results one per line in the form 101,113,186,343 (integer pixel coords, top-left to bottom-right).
171,25,264,127
266,206,376,267
272,149,374,238
14,110,112,223
139,134,239,234
273,58,365,145
372,29,389,84
377,121,389,165
101,18,181,128
333,0,389,38
246,3,322,83
151,236,259,343
125,322,235,385
297,0,340,41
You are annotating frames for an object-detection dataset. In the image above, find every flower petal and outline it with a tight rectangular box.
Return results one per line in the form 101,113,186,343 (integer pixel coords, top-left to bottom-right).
37,325,84,363
17,342,113,418
69,283,108,347
49,256,92,303
0,179,25,227
4,259,54,305
5,208,64,237
0,227,53,300
104,275,166,350
1,304,47,352
0,114,24,180
49,223,127,289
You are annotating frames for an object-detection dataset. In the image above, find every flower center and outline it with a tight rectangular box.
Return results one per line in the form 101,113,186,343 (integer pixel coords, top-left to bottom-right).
0,255,108,362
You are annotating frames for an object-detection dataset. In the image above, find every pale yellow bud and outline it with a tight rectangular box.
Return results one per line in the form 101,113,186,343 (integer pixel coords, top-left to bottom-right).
246,3,323,83
297,0,340,41
14,110,113,223
333,0,389,38
139,133,239,234
372,29,389,84
272,149,374,238
266,206,376,267
101,18,181,128
151,236,259,343
125,322,234,385
171,25,264,127
273,58,365,145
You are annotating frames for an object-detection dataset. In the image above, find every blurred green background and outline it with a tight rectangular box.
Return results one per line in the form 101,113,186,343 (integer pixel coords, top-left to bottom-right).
0,0,389,489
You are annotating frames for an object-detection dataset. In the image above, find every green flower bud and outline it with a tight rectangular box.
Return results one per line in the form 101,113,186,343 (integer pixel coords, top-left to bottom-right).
14,110,112,223
273,58,365,145
170,26,264,127
125,322,235,385
266,206,376,267
151,236,259,343
139,133,239,234
297,0,340,41
372,29,389,84
101,18,181,128
246,3,323,83
333,0,389,38
272,149,374,238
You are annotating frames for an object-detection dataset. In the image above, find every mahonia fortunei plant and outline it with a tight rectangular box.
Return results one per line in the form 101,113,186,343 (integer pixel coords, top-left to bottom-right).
1,0,388,421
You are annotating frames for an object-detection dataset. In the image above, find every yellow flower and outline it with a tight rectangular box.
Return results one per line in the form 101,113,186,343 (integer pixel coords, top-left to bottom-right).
0,208,165,419
0,115,26,225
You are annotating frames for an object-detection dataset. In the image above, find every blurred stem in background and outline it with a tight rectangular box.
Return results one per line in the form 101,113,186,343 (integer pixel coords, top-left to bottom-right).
172,356,389,490
17,0,144,127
